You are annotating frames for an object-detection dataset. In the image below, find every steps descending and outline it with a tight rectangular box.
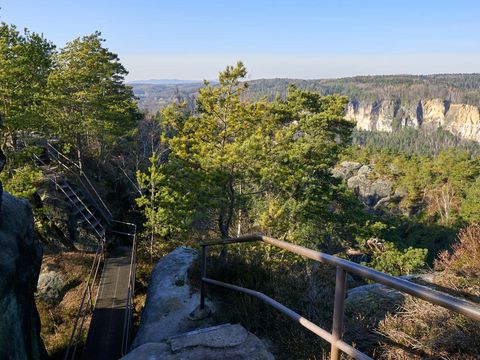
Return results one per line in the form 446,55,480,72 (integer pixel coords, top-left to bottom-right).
121,247,275,360
31,141,137,359
81,247,132,360
33,146,108,243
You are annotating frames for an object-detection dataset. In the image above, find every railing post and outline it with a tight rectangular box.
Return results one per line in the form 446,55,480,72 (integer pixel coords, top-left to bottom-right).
200,244,207,310
331,266,347,360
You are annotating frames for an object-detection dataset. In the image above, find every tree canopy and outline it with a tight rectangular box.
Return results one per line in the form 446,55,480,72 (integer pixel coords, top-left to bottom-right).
45,32,140,165
0,23,55,146
136,63,354,248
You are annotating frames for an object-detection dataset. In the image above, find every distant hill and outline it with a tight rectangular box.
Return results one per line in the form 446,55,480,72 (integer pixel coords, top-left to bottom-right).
245,74,480,105
128,79,202,85
131,82,204,113
131,73,480,114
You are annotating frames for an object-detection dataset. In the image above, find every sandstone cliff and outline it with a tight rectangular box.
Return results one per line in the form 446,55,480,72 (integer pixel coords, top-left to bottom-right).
346,99,480,142
0,191,47,360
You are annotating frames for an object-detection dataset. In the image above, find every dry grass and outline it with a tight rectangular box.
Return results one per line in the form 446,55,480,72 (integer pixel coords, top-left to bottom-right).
377,296,480,359
36,252,96,360
434,224,480,297
377,224,480,359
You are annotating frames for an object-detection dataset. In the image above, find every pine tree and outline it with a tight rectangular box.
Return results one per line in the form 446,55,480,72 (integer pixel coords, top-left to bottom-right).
45,32,139,168
0,23,54,148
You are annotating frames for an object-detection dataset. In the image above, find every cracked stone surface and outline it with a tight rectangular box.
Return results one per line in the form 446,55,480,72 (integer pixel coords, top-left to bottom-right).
122,323,274,359
124,247,275,359
131,247,216,349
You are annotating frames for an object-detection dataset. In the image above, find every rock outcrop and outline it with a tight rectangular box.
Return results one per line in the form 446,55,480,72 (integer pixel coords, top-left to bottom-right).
131,247,216,349
0,191,47,360
126,247,274,359
37,269,66,304
35,177,99,251
124,324,275,360
332,161,400,210
346,98,480,142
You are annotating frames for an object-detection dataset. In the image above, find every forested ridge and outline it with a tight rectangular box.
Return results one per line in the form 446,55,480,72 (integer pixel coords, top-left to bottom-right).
132,73,480,113
247,74,480,104
1,18,479,360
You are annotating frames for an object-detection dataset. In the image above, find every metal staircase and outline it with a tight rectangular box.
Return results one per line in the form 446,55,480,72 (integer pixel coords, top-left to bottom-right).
33,142,110,245
31,141,137,359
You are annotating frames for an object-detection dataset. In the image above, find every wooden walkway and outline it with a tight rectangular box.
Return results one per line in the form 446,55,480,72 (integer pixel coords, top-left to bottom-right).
82,247,132,360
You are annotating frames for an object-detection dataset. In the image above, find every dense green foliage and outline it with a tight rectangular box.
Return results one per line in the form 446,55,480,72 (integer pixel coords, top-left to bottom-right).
136,64,480,273
246,74,480,105
346,144,480,227
44,32,140,167
0,23,140,203
0,23,54,144
365,243,428,276
137,63,366,251
352,127,480,157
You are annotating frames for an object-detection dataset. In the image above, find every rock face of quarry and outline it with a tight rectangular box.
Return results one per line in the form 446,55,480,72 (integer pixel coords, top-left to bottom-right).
0,191,47,360
346,98,480,142
126,246,274,359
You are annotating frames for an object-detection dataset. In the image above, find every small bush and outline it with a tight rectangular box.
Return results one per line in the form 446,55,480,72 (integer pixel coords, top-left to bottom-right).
365,242,428,276
435,224,480,278
0,164,42,200
377,297,480,359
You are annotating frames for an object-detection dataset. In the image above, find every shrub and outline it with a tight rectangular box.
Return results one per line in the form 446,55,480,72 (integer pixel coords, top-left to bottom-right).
435,224,480,278
377,297,480,359
365,242,428,276
0,165,42,200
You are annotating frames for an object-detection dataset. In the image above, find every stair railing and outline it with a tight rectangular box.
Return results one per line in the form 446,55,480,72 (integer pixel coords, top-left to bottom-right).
199,234,480,360
32,153,106,240
32,141,138,357
117,220,137,355
64,240,105,360
46,142,113,222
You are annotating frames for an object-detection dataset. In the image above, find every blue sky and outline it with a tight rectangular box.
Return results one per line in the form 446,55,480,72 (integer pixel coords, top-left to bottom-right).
1,1,479,80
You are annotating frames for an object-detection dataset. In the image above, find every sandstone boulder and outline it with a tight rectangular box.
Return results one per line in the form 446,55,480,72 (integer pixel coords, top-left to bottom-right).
131,247,216,349
331,161,362,180
123,324,274,360
37,270,66,304
0,191,47,360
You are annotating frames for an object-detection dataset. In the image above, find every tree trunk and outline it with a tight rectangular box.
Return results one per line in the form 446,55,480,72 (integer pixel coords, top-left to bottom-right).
218,177,235,259
76,134,85,173
218,177,235,238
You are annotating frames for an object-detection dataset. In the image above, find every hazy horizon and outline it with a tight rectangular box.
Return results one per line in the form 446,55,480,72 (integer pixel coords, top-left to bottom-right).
127,71,480,84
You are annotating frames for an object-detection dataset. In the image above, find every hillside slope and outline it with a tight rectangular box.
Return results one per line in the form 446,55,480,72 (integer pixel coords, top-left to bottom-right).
132,74,480,141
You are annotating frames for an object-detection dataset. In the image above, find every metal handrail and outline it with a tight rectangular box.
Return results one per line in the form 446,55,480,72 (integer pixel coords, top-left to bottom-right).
33,141,138,358
65,241,105,360
33,153,106,239
121,222,137,355
47,142,113,220
199,234,480,360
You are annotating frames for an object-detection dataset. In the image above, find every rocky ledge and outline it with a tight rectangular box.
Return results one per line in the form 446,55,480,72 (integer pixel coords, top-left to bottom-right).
124,323,274,360
125,246,274,359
